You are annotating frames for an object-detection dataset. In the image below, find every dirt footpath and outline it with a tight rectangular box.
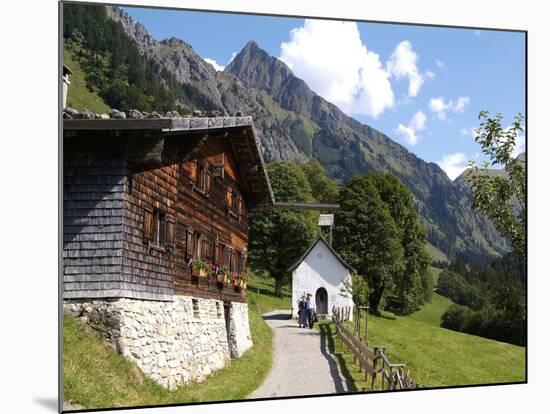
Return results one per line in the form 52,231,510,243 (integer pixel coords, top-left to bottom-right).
249,310,350,399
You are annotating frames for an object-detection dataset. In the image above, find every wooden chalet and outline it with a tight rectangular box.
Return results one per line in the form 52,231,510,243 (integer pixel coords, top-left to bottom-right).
63,115,274,304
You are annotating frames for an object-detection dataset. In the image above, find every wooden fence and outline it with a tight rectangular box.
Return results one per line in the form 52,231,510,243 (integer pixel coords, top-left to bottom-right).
332,306,417,390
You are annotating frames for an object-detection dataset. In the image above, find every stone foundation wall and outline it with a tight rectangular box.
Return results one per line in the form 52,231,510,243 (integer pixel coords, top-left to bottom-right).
228,302,253,358
64,296,252,389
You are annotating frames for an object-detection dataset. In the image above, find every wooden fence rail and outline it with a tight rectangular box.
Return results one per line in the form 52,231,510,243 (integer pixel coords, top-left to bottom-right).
331,305,417,391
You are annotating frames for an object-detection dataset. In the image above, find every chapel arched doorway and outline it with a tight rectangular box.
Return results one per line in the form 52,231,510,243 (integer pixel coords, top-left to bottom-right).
315,287,328,315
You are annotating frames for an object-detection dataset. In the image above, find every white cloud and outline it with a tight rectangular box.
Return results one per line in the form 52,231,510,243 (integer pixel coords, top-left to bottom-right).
437,152,469,180
512,133,525,158
460,126,477,138
429,96,471,120
227,52,237,64
454,96,470,113
395,110,427,146
204,58,225,72
436,59,446,70
280,19,394,118
204,52,238,72
474,30,482,36
387,40,428,97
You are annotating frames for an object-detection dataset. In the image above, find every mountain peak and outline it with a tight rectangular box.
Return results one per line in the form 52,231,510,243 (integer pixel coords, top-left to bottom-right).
160,37,193,49
243,40,260,52
227,40,276,71
226,40,307,107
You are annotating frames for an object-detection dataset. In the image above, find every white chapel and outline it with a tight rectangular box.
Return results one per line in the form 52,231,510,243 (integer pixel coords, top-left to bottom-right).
289,227,354,319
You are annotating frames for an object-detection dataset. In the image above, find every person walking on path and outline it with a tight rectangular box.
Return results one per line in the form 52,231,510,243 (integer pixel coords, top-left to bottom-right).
306,293,316,328
298,292,308,328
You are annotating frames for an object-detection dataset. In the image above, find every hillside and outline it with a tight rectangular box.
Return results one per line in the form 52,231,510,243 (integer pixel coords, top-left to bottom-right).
63,3,509,263
341,304,525,388
63,47,110,113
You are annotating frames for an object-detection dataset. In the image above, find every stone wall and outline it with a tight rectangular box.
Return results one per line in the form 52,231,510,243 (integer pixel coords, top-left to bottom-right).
64,295,252,389
228,301,253,358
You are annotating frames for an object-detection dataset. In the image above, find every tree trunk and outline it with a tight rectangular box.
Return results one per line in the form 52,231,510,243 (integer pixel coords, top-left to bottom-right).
369,287,384,315
274,277,283,297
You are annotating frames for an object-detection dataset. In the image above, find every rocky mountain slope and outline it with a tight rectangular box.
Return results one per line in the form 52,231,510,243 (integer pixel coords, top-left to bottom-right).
101,5,508,261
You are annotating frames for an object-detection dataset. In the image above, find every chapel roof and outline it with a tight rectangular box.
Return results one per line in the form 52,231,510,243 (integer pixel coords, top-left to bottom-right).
287,234,354,273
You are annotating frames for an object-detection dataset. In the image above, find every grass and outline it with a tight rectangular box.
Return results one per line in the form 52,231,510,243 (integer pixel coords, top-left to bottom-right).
319,295,525,391
342,311,525,388
406,293,453,327
426,242,449,264
428,265,444,285
64,46,110,113
63,277,291,410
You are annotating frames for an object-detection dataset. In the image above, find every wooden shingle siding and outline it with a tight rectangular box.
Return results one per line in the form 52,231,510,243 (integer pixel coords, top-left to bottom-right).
172,135,247,302
63,135,128,299
121,161,178,299
63,126,258,303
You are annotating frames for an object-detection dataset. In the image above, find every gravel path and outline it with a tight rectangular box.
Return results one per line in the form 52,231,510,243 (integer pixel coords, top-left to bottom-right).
249,310,350,399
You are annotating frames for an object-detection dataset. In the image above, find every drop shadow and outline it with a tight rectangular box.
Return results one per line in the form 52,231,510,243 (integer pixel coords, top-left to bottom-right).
33,397,59,412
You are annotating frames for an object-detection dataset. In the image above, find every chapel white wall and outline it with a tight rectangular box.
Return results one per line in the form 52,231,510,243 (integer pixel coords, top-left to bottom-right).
291,240,353,319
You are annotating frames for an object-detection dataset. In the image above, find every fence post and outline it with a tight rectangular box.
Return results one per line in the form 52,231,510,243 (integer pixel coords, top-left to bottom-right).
372,346,379,390
358,306,362,339
364,305,370,342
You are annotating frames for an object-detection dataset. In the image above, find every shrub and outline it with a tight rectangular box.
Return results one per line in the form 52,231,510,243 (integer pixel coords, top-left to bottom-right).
441,304,473,331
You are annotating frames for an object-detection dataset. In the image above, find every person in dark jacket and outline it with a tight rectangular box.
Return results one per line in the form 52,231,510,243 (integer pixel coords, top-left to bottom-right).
298,292,308,328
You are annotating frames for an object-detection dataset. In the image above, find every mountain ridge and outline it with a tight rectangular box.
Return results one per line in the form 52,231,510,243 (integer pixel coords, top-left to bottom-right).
77,5,509,262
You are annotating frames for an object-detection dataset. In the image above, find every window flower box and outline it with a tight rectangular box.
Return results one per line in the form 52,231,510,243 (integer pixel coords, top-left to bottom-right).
192,260,211,277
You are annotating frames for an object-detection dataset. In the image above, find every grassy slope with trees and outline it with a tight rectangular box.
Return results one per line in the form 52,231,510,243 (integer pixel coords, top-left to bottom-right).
63,276,290,409
64,47,110,113
319,299,524,391
437,112,526,346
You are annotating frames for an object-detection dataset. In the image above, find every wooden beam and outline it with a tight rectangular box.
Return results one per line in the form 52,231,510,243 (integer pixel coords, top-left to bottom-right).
271,202,340,210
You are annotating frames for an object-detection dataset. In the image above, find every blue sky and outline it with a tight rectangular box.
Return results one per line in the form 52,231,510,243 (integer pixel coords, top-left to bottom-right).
124,6,525,180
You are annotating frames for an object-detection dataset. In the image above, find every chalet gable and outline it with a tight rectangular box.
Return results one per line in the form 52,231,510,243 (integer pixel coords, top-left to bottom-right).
64,115,274,210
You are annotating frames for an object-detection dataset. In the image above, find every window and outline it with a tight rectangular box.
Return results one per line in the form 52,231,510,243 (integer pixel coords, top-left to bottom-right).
194,161,210,194
193,232,204,260
227,187,241,219
223,246,231,269
143,207,174,250
236,251,246,274
192,299,200,318
232,191,240,213
152,209,167,247
185,227,194,258
213,240,220,266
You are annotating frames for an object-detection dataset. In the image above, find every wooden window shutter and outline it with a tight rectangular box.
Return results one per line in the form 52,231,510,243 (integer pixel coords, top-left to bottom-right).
226,188,232,208
205,165,211,191
189,160,198,184
143,206,154,242
165,216,175,250
186,228,194,257
203,237,210,261
213,240,219,265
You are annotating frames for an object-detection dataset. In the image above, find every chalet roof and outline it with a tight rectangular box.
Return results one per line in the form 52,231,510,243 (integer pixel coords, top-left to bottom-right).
287,234,355,273
63,114,274,209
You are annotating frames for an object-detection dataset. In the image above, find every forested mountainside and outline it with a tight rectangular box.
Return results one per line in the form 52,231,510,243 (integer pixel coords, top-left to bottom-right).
62,3,509,263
